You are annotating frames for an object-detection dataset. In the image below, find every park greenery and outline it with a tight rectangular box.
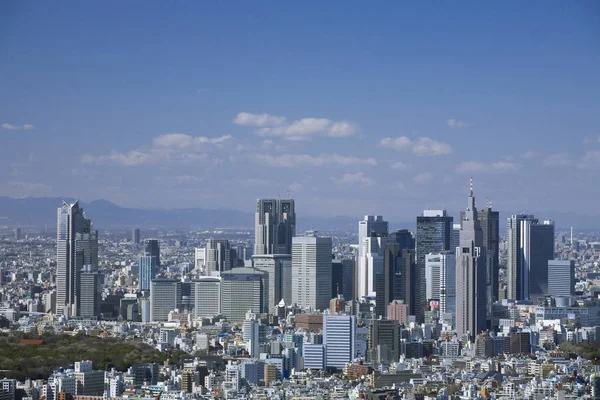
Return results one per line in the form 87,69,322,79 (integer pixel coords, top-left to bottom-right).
0,332,184,381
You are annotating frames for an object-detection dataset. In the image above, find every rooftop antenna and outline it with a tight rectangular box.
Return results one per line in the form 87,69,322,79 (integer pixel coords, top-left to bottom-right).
286,189,291,199
469,176,473,196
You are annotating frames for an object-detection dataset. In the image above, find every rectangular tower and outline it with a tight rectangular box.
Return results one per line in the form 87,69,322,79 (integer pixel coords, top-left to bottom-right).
357,215,389,299
456,181,488,342
254,198,296,256
323,314,356,369
291,233,332,311
56,200,98,316
547,259,574,298
415,210,452,323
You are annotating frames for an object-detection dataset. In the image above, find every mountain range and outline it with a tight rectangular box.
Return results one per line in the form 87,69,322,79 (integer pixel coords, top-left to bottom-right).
0,197,596,231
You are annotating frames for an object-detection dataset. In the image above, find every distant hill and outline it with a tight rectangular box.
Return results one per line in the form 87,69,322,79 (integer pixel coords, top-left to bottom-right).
0,196,362,230
0,196,596,230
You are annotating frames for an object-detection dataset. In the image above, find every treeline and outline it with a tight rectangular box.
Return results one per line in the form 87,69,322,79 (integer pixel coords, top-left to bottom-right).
0,332,170,381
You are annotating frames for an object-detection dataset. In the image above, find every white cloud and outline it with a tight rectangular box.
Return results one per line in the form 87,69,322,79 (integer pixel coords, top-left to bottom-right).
456,160,519,173
390,161,409,169
2,122,35,130
412,137,453,155
380,136,412,150
153,133,231,148
491,161,519,171
82,133,230,166
413,173,433,184
338,172,374,186
237,112,357,140
380,136,452,156
521,151,537,160
233,112,286,127
542,153,571,168
174,175,204,184
447,118,471,129
254,153,377,168
583,135,600,144
579,150,600,169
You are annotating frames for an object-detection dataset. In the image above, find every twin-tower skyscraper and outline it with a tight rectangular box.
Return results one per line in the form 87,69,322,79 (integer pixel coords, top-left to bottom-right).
254,198,296,255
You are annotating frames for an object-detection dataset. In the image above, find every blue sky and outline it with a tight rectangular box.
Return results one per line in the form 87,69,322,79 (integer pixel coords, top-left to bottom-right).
1,1,599,220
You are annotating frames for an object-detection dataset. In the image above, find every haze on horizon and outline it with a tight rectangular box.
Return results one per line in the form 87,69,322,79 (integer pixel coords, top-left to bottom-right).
1,2,599,221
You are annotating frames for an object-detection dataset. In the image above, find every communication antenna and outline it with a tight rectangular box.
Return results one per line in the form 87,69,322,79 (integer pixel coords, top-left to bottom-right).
469,176,473,196
286,189,291,199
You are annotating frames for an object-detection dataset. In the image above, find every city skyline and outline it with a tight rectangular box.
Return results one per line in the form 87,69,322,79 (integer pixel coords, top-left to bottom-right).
1,2,599,221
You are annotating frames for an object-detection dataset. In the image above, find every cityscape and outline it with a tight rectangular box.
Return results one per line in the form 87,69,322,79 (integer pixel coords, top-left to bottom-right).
1,185,600,399
1,2,600,400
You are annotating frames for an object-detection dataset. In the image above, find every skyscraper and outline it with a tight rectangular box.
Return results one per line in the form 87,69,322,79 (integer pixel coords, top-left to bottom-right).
436,252,457,318
362,234,393,298
376,242,415,318
528,220,555,301
144,239,160,267
193,277,221,318
252,254,292,309
139,256,157,291
132,228,140,245
323,314,356,369
291,233,332,311
150,279,181,322
56,200,98,316
456,180,487,342
478,206,500,303
357,216,389,299
221,268,264,321
415,210,452,323
548,259,575,298
78,265,100,319
205,239,236,275
507,215,555,301
254,198,296,255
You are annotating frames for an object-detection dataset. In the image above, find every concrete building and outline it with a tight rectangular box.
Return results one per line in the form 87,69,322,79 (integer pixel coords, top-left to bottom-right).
252,254,292,309
55,201,98,317
254,198,296,256
193,277,221,318
150,279,181,322
77,265,99,319
139,256,157,291
292,233,332,311
205,239,236,275
221,268,264,322
132,228,140,245
456,179,487,342
357,216,389,299
323,314,356,369
547,259,575,297
416,210,453,323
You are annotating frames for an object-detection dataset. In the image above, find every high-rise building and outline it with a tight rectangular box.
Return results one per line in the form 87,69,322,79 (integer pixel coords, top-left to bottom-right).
292,233,332,311
507,215,555,301
331,259,344,299
362,234,393,299
77,265,100,319
323,314,356,369
548,259,575,298
451,224,461,251
425,254,442,302
139,256,157,291
415,210,452,323
357,216,389,299
132,228,140,245
193,277,221,318
144,240,160,267
436,252,457,319
456,180,487,342
56,201,98,316
194,248,206,273
368,318,400,363
221,268,264,321
387,300,409,325
340,259,355,301
150,279,181,322
528,220,555,301
376,244,415,318
389,229,414,250
14,228,22,241
205,239,235,275
254,198,296,255
242,312,260,358
252,254,292,309
477,206,499,304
